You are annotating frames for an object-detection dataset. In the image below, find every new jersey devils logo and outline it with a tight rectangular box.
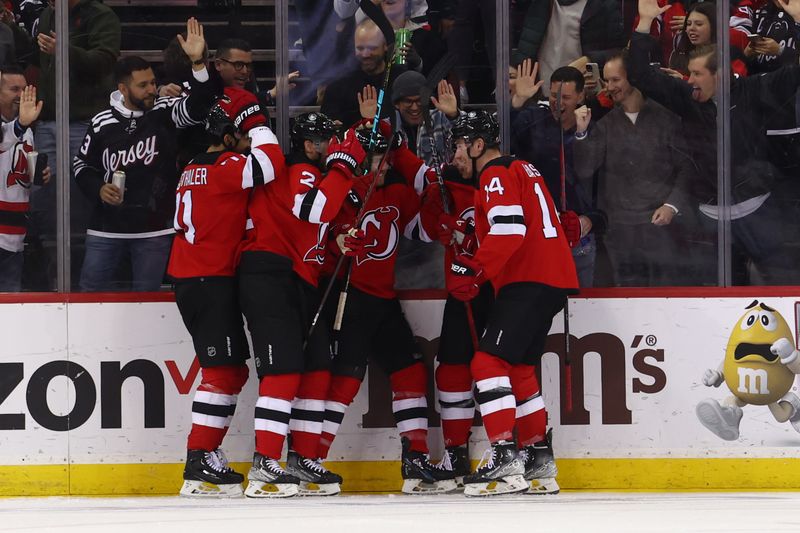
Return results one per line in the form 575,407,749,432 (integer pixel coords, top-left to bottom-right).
5,142,32,189
303,222,329,264
354,206,400,265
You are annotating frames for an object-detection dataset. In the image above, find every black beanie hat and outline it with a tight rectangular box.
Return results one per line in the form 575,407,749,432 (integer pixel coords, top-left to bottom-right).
391,71,426,104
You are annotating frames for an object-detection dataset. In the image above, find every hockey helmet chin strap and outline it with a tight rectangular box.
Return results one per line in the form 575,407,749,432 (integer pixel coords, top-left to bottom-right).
467,137,488,186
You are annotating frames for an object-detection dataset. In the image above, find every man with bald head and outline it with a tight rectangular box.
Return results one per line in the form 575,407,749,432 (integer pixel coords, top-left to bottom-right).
321,19,406,127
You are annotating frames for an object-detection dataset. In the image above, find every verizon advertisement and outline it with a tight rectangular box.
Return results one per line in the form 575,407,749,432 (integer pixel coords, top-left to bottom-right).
1,297,800,467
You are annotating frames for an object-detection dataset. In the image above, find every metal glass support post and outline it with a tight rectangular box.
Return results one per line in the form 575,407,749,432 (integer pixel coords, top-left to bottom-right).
55,0,71,292
716,0,732,286
496,0,510,153
275,0,290,148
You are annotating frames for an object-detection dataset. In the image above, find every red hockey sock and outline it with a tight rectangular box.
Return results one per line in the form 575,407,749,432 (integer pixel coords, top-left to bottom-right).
289,370,331,459
510,364,546,447
318,374,362,459
390,362,429,454
254,373,301,459
470,351,515,443
435,363,474,448
187,365,249,451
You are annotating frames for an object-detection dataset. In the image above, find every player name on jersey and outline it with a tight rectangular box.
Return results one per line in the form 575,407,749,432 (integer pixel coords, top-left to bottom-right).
179,167,208,188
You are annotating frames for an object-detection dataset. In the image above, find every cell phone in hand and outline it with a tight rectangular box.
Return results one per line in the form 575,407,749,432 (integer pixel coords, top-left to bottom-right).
32,153,47,186
746,32,762,40
585,62,600,84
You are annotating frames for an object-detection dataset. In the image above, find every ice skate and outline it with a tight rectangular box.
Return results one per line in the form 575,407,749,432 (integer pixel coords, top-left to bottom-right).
696,398,742,441
180,449,244,498
433,445,470,489
401,437,458,494
244,453,300,498
520,429,559,494
463,441,527,497
286,451,342,496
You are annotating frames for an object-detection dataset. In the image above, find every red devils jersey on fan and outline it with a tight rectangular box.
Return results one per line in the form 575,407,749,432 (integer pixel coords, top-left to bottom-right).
331,169,430,299
242,152,354,287
473,156,578,291
168,128,286,279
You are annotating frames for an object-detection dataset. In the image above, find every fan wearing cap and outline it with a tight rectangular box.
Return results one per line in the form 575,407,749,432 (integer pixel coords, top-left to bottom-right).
167,86,287,498
235,110,365,497
314,123,456,495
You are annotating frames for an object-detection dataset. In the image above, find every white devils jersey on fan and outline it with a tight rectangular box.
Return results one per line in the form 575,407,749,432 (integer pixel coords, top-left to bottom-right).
0,121,35,253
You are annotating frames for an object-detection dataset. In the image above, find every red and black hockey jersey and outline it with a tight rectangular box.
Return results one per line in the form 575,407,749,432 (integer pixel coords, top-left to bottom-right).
241,152,354,287
167,127,285,279
419,166,477,266
473,156,578,292
330,169,431,299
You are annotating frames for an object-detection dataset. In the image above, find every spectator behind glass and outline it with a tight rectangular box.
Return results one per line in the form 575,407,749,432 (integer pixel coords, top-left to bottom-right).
0,66,26,123
573,52,694,287
513,0,626,97
669,2,715,75
321,18,405,128
510,61,607,287
0,84,49,292
632,0,800,285
27,0,120,290
73,19,214,292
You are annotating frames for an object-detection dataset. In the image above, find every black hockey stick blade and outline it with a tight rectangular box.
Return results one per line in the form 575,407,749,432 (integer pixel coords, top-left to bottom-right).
360,0,395,52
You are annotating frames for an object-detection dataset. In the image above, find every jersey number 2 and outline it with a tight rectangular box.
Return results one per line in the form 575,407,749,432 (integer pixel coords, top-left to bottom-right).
174,190,196,244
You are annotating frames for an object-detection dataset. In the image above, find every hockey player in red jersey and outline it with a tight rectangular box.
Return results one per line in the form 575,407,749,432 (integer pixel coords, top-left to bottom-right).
316,125,457,494
280,111,356,496
237,114,366,497
419,162,490,489
446,111,578,497
168,87,284,498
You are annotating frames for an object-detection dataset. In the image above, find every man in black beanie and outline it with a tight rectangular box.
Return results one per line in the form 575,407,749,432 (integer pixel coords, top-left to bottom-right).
359,70,461,166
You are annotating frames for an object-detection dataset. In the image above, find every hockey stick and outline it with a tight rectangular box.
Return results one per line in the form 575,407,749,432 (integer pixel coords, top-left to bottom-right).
305,133,400,345
419,64,480,349
307,3,398,340
555,83,573,414
333,131,400,331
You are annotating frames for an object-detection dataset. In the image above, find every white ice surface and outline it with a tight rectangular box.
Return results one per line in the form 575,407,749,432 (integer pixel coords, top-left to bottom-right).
1,492,799,533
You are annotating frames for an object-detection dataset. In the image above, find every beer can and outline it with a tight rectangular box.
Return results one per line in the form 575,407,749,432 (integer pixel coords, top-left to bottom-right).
112,170,126,202
394,28,411,66
25,150,38,181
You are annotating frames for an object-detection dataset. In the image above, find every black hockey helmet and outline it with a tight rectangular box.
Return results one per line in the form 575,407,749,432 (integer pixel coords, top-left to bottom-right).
355,124,404,153
205,98,237,140
450,110,500,148
291,112,338,149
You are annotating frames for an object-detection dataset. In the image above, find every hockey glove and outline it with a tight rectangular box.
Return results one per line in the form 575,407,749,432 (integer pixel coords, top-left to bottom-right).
221,87,267,133
438,215,476,255
335,224,366,257
560,210,581,248
446,254,484,302
327,128,367,176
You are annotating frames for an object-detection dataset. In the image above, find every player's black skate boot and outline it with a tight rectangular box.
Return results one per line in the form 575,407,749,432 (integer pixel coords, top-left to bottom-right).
286,451,343,496
244,453,300,498
463,440,527,497
180,449,244,498
521,428,560,494
401,437,458,494
433,445,470,489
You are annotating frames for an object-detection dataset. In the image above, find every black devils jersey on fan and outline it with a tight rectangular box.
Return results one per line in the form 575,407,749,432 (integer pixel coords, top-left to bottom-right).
241,152,355,287
167,128,286,279
473,157,578,291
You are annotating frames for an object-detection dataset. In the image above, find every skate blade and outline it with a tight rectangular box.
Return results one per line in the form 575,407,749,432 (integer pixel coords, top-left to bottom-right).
179,479,243,498
526,477,560,495
244,480,299,498
401,478,458,494
463,475,528,497
696,401,739,441
297,482,341,496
